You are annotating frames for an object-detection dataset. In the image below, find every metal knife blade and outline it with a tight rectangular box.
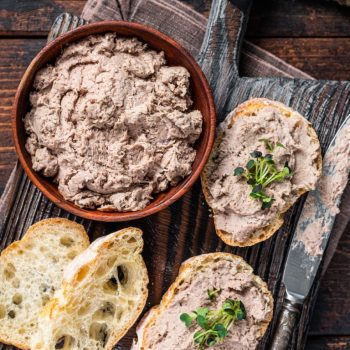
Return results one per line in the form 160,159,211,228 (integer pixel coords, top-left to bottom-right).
283,113,350,301
270,113,350,349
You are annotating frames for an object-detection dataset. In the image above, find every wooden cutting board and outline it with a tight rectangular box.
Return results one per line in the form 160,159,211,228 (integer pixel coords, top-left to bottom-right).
1,1,350,349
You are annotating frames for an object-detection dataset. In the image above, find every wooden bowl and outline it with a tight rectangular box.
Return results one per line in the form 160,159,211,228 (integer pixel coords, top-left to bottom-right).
12,21,215,222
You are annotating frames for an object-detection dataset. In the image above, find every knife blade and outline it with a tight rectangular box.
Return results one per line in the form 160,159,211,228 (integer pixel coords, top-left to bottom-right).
270,113,350,350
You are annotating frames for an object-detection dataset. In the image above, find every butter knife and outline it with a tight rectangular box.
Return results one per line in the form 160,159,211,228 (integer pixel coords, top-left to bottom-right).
270,114,350,349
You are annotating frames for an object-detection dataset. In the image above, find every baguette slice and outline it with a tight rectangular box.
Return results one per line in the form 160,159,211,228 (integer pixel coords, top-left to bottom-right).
132,253,273,350
31,227,149,350
0,218,90,349
202,98,322,247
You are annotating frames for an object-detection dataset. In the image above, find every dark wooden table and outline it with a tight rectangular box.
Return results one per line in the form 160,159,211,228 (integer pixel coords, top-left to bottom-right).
0,1,349,349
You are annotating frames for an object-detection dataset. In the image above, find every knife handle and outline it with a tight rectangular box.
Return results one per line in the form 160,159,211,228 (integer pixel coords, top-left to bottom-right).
270,298,302,350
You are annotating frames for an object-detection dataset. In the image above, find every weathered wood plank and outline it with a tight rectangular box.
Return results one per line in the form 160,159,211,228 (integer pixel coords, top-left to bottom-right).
0,39,46,66
0,126,16,192
0,39,46,126
0,126,13,144
183,0,350,37
0,0,349,37
250,38,350,81
0,126,17,194
0,0,85,36
306,336,350,349
0,153,12,165
309,222,350,335
247,0,350,38
0,167,13,195
197,0,249,114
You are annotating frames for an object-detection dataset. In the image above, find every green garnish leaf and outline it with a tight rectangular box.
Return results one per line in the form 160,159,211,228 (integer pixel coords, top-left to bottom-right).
250,150,262,158
259,138,273,151
196,307,209,318
282,166,291,176
234,139,293,209
181,299,246,349
276,141,286,149
249,191,259,199
222,299,234,309
197,315,209,329
180,312,195,327
233,167,244,176
247,178,255,185
207,289,219,301
259,138,286,152
252,184,262,193
236,301,246,320
206,336,217,347
262,200,274,210
214,324,228,338
246,159,255,170
194,330,205,344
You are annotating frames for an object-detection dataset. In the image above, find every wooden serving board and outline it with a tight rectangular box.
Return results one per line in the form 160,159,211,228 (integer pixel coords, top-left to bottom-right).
1,2,350,350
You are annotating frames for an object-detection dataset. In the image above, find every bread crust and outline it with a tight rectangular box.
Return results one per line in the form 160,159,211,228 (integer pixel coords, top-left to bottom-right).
201,98,322,247
133,252,273,350
0,218,90,349
0,218,89,260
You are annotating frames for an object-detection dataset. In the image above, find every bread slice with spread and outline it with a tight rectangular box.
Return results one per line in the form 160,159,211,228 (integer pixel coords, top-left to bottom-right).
31,227,149,350
132,253,273,350
0,218,90,349
202,98,322,247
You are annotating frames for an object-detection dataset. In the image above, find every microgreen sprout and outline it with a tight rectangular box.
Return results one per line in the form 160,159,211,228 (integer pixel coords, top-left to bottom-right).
180,299,246,349
258,139,286,152
207,289,219,301
233,139,292,209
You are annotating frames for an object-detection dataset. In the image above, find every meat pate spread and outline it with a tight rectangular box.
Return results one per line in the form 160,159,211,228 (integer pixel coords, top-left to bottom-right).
206,106,320,243
144,259,272,349
24,33,203,211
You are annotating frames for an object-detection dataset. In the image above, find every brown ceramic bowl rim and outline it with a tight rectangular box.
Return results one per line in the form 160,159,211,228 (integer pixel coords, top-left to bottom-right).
12,20,216,222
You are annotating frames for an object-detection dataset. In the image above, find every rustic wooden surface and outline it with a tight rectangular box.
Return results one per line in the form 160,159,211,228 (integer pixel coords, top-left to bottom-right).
0,1,349,349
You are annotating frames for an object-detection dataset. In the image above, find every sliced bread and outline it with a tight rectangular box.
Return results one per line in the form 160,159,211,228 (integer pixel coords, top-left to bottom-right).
202,98,322,247
31,227,149,350
132,253,273,350
0,218,90,349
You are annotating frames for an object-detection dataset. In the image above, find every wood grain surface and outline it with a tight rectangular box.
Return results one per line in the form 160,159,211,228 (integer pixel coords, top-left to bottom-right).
307,337,350,350
0,1,349,350
0,0,86,36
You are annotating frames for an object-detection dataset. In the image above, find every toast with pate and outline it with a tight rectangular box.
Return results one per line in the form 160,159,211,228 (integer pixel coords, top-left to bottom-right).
0,218,90,349
132,253,273,350
202,98,322,247
31,227,149,350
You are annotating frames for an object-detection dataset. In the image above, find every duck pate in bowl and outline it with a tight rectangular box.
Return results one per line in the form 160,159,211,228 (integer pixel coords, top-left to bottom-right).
12,21,215,221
